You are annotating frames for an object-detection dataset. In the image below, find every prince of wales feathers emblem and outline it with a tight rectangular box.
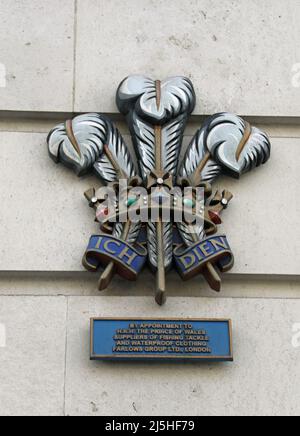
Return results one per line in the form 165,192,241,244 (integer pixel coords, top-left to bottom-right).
47,75,271,305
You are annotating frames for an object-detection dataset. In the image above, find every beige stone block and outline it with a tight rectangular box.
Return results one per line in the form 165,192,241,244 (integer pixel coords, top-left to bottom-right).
0,0,74,112
0,296,66,416
75,0,300,117
0,131,99,272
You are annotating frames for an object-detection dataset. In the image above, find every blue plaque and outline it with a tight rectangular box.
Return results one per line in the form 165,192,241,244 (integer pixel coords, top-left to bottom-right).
90,318,233,362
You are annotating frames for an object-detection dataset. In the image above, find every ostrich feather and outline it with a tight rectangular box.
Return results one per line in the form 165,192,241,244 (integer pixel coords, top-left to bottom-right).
117,75,196,271
47,113,135,183
130,112,187,180
178,113,271,246
117,75,196,181
179,112,271,185
147,222,173,269
176,222,206,247
47,113,140,242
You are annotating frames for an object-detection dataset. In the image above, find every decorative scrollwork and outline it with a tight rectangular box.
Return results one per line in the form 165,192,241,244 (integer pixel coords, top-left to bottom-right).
47,76,271,305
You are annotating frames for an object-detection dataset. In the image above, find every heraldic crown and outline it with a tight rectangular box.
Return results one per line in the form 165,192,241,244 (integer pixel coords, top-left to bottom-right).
47,75,271,305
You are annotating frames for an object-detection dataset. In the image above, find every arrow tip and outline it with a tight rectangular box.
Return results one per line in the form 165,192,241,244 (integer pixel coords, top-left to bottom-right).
203,262,222,293
156,269,167,306
98,262,115,291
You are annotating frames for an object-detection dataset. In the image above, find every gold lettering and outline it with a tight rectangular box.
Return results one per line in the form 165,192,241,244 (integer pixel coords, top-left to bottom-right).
119,246,138,266
199,241,213,257
180,253,196,269
103,240,122,254
95,237,103,250
194,247,204,261
211,237,228,251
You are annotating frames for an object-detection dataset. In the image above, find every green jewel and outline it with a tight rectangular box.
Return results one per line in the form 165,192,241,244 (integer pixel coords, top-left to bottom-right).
127,196,138,207
183,199,195,208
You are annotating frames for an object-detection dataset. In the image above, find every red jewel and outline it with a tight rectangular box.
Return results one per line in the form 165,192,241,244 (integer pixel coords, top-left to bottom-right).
208,210,222,225
96,207,109,221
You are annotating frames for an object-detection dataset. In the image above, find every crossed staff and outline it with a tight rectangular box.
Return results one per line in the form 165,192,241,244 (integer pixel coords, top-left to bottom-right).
84,176,233,304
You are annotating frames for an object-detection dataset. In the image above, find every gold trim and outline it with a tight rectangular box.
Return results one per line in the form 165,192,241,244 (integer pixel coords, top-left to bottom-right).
65,119,81,158
83,247,146,277
191,152,211,186
155,80,161,110
236,121,252,161
154,126,162,172
90,318,233,361
103,144,126,179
